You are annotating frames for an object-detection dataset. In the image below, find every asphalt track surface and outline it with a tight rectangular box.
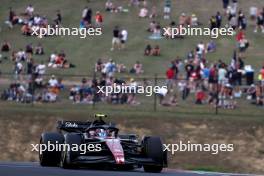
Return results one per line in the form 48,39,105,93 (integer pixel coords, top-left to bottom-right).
0,162,259,176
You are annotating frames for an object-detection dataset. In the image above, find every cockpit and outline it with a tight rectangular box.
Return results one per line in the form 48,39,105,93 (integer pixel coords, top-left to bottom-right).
86,126,119,139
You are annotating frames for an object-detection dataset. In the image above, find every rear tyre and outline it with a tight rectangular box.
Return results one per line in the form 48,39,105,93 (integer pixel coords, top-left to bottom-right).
142,136,164,173
60,133,82,169
39,132,64,167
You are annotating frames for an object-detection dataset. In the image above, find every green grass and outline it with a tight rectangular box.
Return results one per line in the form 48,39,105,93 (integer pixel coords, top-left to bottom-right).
0,0,264,120
0,96,263,121
0,0,264,76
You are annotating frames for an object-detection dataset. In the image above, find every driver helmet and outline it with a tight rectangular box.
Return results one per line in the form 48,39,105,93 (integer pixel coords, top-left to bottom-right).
97,129,107,137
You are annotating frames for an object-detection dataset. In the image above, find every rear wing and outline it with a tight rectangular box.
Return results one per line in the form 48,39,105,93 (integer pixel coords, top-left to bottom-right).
57,120,91,133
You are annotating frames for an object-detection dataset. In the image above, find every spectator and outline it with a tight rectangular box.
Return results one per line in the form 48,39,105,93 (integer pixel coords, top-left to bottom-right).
206,40,217,53
216,12,222,28
147,21,156,32
237,10,247,30
25,4,34,17
149,6,157,18
95,11,103,26
48,75,58,88
139,7,148,18
250,6,258,20
111,26,121,51
191,14,198,26
195,88,206,104
179,13,187,26
82,7,92,24
254,10,264,33
236,30,249,52
152,45,161,56
54,10,62,25
218,64,227,83
25,43,33,54
105,0,114,11
14,49,26,62
259,66,264,86
26,59,34,75
7,7,18,28
102,59,116,77
95,58,104,72
1,41,11,52
14,61,23,81
255,84,263,106
117,63,127,73
164,0,171,19
120,28,128,49
229,14,237,29
144,44,152,56
196,42,205,59
35,61,46,76
166,67,174,90
223,0,229,12
133,61,144,74
208,64,218,91
35,43,44,55
232,0,238,12
209,16,217,30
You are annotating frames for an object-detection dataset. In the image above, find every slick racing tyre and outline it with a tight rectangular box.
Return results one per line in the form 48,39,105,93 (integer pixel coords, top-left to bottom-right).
142,136,164,173
39,132,64,166
60,133,82,169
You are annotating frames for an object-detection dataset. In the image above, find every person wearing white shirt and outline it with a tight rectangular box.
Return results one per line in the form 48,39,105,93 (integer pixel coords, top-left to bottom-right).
26,5,34,16
250,6,258,19
121,29,128,49
48,53,57,67
82,7,88,19
34,15,41,25
218,67,227,83
139,8,148,18
36,63,46,75
197,42,205,59
48,75,58,87
16,50,26,61
16,62,23,74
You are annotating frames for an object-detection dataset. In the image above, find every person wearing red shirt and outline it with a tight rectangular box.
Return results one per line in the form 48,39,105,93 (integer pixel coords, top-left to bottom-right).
195,89,206,104
95,11,103,26
236,30,244,42
166,67,174,79
166,67,175,91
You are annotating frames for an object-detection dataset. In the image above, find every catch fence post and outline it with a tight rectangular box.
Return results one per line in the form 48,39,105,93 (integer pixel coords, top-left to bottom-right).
92,71,96,109
154,74,157,112
215,80,219,115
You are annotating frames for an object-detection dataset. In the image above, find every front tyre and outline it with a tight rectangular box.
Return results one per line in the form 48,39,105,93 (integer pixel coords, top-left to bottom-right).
60,133,82,169
39,132,64,167
143,136,164,173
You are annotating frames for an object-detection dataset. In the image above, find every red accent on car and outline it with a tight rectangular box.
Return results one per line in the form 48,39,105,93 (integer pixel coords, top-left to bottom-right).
105,138,125,164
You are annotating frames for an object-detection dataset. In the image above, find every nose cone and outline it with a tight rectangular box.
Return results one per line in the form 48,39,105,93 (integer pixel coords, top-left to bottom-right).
105,138,125,164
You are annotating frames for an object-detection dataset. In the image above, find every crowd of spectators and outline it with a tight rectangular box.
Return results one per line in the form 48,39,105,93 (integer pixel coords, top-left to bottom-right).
0,1,264,108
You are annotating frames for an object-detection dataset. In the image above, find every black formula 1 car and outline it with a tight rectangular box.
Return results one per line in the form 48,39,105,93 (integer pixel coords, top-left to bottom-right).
39,114,167,173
